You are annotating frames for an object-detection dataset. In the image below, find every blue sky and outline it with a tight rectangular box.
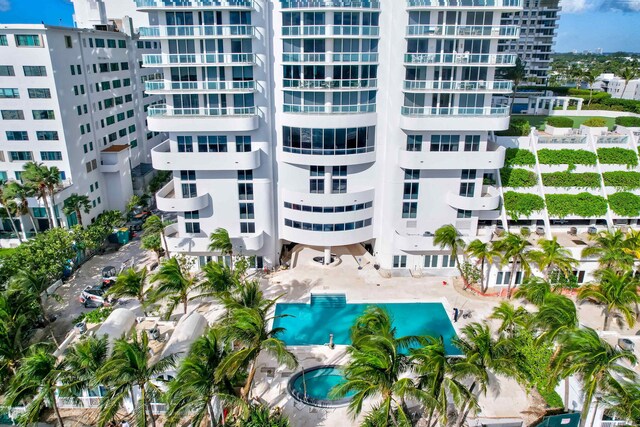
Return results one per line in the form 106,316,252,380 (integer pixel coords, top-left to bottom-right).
0,0,639,52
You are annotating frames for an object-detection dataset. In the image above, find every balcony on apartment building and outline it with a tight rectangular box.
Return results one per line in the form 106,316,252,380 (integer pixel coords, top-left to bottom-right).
403,53,517,66
283,78,377,91
406,24,519,38
282,25,380,37
400,106,510,131
163,223,264,253
155,179,210,212
402,80,512,93
151,139,261,171
144,80,257,94
282,52,379,64
446,185,501,211
142,53,256,67
398,145,505,170
406,0,521,10
146,105,259,132
280,0,380,9
281,188,374,223
135,0,254,10
139,25,254,38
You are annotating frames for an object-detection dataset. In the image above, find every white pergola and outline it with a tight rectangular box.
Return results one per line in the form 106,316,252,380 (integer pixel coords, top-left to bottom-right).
528,96,584,115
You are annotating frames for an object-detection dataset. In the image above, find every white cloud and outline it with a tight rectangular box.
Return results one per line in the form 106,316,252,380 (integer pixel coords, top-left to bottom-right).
562,0,640,13
0,0,10,12
562,0,592,13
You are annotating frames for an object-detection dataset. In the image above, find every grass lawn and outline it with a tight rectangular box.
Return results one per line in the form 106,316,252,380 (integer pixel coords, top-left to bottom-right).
517,115,616,131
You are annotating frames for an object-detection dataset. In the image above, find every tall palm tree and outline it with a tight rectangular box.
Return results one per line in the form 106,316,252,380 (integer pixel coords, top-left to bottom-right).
489,301,530,338
5,181,38,236
466,239,499,293
505,57,526,113
200,261,239,297
165,328,242,427
22,162,53,229
552,328,637,427
217,306,297,402
5,345,66,427
619,66,638,98
97,331,176,427
601,379,640,427
529,237,578,279
62,193,91,228
209,228,234,269
582,229,634,272
42,165,62,228
577,269,640,331
58,336,108,405
9,270,54,330
107,267,149,307
150,257,200,315
220,281,272,312
434,224,466,284
332,307,428,426
493,232,533,299
0,184,23,242
532,293,579,343
583,69,600,105
143,215,170,259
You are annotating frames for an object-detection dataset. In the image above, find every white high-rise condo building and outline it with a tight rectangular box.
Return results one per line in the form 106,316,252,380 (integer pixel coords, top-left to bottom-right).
139,0,521,271
0,24,165,243
498,0,560,85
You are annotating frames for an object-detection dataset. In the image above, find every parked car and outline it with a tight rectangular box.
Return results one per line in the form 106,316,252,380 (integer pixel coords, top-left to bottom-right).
129,207,151,222
101,266,118,287
79,285,110,308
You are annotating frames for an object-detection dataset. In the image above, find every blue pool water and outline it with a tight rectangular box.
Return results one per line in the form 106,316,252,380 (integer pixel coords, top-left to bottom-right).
289,366,355,406
273,294,460,355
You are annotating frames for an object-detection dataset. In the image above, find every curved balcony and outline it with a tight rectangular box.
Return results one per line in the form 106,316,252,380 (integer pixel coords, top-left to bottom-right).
145,80,256,94
283,104,375,114
283,78,377,91
163,224,264,254
135,0,253,10
151,139,261,171
280,219,374,247
139,25,253,39
403,80,512,93
281,146,376,167
400,106,509,131
404,53,516,66
281,188,375,224
394,231,437,252
142,53,255,67
406,25,519,38
147,106,259,132
446,186,500,211
156,180,209,212
282,53,378,64
282,25,379,37
398,146,505,170
406,0,521,9
280,107,377,129
280,0,380,9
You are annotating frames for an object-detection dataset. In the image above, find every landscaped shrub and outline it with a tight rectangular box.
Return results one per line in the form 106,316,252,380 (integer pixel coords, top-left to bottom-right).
597,147,639,167
504,148,536,166
537,149,597,165
545,116,574,128
496,118,531,137
541,172,601,188
582,117,608,127
503,191,545,219
545,193,608,218
607,192,640,217
566,89,640,115
500,168,538,188
615,116,640,127
602,171,640,189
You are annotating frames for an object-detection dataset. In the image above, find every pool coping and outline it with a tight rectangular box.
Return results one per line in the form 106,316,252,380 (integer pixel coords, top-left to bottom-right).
287,364,353,408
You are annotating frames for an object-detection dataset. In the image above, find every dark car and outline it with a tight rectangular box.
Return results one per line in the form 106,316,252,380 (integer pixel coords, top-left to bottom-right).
102,266,118,287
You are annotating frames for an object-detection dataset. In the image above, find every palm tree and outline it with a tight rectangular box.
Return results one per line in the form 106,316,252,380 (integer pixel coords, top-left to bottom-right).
42,165,62,228
22,162,53,229
505,57,526,113
578,269,640,331
434,224,467,284
619,66,638,97
209,228,234,269
200,261,239,297
0,184,23,242
466,239,499,293
490,301,530,338
231,404,290,427
581,230,634,272
217,306,297,402
4,181,38,236
62,193,91,228
532,293,579,343
493,232,533,299
513,276,552,306
165,328,242,427
529,237,577,279
149,257,201,315
58,336,108,405
107,267,148,307
143,215,170,259
601,379,640,427
5,345,66,427
220,281,272,312
332,307,428,426
8,270,55,336
97,331,176,427
583,69,600,105
552,328,637,427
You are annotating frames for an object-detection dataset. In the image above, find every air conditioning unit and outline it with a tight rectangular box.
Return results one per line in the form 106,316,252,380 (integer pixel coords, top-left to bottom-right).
618,338,635,352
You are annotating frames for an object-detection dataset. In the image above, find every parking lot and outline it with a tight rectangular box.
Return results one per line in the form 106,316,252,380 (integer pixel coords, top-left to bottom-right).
48,238,154,342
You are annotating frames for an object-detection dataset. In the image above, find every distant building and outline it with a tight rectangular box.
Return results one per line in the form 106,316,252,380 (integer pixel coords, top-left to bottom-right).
71,0,151,29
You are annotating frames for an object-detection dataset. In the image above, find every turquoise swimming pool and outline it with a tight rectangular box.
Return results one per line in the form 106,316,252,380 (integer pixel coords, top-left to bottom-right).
288,365,354,407
273,294,460,355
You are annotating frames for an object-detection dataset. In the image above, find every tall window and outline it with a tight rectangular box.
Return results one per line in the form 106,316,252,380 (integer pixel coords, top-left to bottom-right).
177,136,193,153
406,135,422,151
236,136,251,152
430,135,459,152
464,135,480,151
402,168,420,219
332,166,347,194
310,166,324,193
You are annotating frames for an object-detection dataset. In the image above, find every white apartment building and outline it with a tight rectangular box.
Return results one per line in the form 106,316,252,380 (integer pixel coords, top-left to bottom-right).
498,0,560,85
0,24,165,241
138,0,522,271
606,76,640,101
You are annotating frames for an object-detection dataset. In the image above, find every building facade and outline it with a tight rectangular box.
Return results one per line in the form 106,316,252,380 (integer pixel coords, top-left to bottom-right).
137,0,523,271
498,0,560,85
0,24,164,241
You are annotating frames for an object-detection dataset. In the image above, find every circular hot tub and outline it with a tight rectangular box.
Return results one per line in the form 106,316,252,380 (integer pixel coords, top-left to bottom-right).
288,365,354,407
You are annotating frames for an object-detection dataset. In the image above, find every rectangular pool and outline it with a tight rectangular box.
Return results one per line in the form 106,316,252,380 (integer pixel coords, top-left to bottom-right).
273,294,460,355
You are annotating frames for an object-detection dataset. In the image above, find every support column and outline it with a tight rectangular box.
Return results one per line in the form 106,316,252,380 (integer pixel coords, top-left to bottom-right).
324,247,332,265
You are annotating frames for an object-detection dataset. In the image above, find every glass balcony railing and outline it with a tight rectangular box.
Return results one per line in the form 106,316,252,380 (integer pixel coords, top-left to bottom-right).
333,52,379,62
404,53,516,65
139,25,254,37
283,78,377,89
403,80,512,91
283,104,376,114
142,53,255,66
406,24,519,37
282,52,378,63
280,0,380,9
401,106,509,116
135,0,253,8
406,0,520,7
145,80,256,92
282,25,379,36
148,105,257,117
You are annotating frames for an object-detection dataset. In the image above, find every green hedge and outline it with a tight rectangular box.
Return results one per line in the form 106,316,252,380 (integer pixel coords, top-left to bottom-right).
541,172,601,188
546,117,574,128
496,118,532,137
500,168,538,188
597,147,639,167
582,117,608,127
503,191,545,219
505,148,536,166
615,116,640,127
602,171,640,189
607,192,640,217
537,149,597,165
546,193,608,218
566,89,640,114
